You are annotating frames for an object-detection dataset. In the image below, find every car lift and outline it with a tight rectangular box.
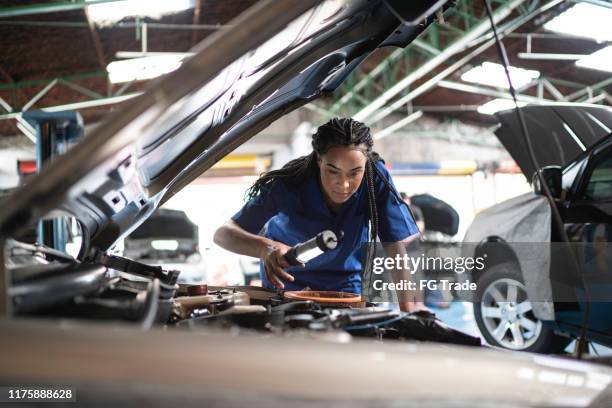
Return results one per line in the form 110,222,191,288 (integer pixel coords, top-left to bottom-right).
22,110,84,252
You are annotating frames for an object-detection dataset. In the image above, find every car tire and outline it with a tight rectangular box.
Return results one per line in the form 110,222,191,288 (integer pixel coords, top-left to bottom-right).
474,262,570,354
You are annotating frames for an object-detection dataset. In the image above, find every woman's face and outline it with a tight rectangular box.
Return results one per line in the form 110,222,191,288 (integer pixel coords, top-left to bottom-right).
317,145,367,207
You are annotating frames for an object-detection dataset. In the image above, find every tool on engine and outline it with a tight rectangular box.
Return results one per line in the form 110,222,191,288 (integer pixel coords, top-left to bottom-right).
283,290,362,308
284,230,343,266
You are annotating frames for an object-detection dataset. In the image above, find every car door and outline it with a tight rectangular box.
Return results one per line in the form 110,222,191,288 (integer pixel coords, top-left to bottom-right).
554,139,612,343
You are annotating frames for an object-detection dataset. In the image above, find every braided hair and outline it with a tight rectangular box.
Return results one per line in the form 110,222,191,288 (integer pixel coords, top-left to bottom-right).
246,118,409,293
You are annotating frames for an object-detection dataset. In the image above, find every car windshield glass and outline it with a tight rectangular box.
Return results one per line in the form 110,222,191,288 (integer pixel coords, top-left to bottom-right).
562,156,587,192
584,155,612,201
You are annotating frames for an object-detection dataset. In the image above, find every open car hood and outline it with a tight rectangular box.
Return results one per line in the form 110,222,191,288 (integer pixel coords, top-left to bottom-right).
0,0,449,255
494,104,612,180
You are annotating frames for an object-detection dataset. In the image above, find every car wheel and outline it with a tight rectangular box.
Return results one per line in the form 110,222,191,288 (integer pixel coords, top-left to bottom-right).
474,263,570,354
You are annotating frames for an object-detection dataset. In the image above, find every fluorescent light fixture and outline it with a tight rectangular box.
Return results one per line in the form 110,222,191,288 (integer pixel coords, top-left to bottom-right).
151,240,179,251
517,52,588,61
116,51,195,59
461,62,540,90
543,3,612,42
87,0,194,23
576,45,612,73
107,55,185,83
477,98,526,115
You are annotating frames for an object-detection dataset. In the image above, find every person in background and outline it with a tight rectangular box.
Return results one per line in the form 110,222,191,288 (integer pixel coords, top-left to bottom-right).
400,192,425,233
401,191,450,309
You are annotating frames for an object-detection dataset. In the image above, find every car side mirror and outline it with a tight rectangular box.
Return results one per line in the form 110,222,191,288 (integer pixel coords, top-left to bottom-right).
532,166,562,199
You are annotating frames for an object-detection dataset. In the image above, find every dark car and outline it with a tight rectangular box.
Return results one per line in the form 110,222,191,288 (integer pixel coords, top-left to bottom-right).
125,209,199,260
464,104,612,354
124,208,205,284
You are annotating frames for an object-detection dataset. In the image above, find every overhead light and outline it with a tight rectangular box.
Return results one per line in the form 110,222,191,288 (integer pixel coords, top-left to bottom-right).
477,98,526,115
461,62,540,90
106,55,185,83
151,240,179,251
543,3,612,42
576,45,612,73
116,51,195,59
87,0,194,24
517,52,588,61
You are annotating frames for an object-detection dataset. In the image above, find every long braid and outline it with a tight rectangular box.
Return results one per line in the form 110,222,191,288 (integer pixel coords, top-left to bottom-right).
370,158,421,234
246,153,316,201
363,157,380,295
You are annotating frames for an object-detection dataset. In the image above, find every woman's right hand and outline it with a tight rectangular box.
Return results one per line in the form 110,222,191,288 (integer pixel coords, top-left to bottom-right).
259,241,297,289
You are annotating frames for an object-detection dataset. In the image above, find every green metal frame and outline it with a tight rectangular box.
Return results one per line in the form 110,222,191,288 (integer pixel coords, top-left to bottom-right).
0,72,109,112
2,0,609,122
323,0,537,119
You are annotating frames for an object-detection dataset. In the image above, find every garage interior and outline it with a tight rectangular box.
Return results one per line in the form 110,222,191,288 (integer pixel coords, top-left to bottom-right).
1,0,612,406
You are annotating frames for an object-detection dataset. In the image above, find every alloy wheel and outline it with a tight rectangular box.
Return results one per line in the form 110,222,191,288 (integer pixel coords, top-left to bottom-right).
480,278,542,350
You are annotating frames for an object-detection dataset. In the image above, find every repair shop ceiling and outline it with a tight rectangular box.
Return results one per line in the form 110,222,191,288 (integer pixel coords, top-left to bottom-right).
0,0,259,137
0,0,610,138
314,0,612,127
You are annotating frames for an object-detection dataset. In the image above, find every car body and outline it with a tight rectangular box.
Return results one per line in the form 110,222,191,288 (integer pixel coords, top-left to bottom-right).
124,208,207,284
124,208,200,263
1,2,612,406
464,104,612,353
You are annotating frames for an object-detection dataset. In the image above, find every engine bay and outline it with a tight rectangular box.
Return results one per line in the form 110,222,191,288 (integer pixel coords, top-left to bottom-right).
6,239,480,347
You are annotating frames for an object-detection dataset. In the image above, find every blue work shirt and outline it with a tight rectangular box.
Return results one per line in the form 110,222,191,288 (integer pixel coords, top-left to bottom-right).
231,160,418,294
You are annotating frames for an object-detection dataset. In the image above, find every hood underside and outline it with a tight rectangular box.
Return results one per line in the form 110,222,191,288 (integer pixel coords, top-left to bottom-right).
0,0,449,254
495,104,612,180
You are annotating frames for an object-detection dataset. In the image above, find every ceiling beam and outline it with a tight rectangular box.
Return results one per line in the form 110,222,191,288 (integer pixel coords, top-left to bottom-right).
0,97,11,113
0,71,106,92
191,0,202,47
0,92,142,121
566,77,612,101
57,79,104,100
541,79,566,101
84,8,108,86
438,80,556,104
360,0,564,125
0,20,231,30
352,0,529,123
327,48,405,114
373,111,423,140
21,79,59,111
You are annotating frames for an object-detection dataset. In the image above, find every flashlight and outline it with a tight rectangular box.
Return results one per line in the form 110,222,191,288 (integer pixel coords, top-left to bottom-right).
284,230,343,266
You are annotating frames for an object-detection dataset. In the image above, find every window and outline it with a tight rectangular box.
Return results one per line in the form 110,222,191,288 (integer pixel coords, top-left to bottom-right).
562,156,586,191
584,155,612,201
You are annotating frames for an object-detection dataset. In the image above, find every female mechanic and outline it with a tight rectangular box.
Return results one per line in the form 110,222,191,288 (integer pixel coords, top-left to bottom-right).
214,118,423,311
